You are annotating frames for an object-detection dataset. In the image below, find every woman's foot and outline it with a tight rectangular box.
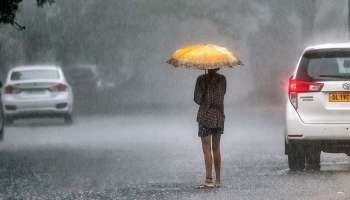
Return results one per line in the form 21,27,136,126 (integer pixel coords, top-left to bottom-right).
194,177,214,189
215,181,221,188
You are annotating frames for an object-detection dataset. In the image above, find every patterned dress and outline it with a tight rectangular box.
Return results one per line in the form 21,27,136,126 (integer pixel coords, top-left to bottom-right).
194,73,226,137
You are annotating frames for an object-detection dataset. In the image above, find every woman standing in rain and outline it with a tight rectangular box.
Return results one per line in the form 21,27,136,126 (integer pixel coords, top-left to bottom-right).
194,68,226,188
167,44,239,189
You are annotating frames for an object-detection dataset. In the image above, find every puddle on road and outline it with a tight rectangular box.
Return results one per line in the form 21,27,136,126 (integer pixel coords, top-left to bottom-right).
273,153,350,176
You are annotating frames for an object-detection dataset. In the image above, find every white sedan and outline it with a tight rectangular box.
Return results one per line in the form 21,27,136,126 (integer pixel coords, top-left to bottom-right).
2,65,74,124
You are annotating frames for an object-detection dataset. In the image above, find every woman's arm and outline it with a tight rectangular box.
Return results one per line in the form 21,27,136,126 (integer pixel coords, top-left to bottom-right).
194,76,203,105
223,76,226,94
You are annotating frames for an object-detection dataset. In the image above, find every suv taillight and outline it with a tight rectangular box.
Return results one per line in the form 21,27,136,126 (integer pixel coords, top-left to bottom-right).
4,85,20,94
49,83,67,92
288,77,324,110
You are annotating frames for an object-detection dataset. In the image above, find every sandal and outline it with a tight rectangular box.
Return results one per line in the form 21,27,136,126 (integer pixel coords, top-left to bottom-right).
215,183,221,188
194,177,215,189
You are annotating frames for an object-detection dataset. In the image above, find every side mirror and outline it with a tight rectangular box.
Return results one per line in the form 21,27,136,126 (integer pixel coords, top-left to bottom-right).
0,82,3,88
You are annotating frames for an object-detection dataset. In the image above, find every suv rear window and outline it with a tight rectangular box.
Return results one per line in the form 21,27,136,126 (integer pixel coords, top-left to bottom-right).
296,50,350,81
11,70,60,81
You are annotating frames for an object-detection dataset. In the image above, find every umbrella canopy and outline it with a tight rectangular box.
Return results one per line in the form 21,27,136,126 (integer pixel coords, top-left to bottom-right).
167,44,241,70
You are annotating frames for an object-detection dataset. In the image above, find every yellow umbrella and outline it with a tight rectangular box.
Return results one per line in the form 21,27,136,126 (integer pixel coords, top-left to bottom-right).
167,44,242,70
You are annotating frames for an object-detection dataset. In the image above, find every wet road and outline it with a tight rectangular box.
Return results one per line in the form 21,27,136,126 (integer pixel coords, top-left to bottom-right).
1,107,350,199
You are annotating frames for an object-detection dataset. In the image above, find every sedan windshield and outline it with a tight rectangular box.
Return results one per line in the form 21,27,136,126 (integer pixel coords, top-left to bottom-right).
11,70,60,81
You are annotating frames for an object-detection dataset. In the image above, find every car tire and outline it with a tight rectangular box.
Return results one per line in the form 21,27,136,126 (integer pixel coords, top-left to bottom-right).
288,142,305,171
305,145,321,170
64,114,73,125
0,127,3,141
0,113,4,141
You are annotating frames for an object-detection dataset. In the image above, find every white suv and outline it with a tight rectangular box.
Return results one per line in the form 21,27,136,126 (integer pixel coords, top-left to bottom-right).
286,43,350,170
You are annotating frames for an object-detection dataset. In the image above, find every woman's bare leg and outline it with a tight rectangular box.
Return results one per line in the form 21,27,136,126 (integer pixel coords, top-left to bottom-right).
201,135,212,181
212,134,221,185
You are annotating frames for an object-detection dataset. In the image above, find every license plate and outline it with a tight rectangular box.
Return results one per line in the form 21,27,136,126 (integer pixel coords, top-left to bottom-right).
23,89,46,95
329,92,350,102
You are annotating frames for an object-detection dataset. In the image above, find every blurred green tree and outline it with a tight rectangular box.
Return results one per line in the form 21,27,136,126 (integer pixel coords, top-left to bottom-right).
0,0,54,30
